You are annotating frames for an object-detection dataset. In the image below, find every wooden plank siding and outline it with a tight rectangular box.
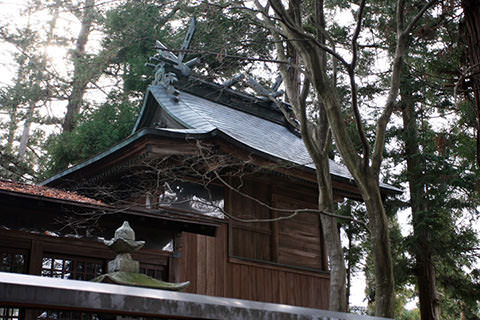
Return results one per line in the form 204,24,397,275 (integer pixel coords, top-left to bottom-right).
177,177,330,309
178,225,330,309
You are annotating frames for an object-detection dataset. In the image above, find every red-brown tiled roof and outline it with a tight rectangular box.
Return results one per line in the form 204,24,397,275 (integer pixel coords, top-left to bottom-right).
0,179,103,205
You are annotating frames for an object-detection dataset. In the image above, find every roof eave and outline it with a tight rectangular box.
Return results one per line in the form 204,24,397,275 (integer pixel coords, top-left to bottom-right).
42,126,401,196
41,127,217,187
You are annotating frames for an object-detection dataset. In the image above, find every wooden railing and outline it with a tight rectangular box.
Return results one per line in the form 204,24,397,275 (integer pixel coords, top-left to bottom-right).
0,272,393,320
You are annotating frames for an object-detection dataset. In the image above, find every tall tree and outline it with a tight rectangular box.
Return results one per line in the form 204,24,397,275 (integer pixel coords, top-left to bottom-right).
400,71,440,320
0,1,59,179
248,0,438,316
18,0,61,159
393,2,480,317
461,0,480,167
62,0,97,132
243,0,348,311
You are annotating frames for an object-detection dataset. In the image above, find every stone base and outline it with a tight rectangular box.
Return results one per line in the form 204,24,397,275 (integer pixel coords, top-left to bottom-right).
107,253,139,273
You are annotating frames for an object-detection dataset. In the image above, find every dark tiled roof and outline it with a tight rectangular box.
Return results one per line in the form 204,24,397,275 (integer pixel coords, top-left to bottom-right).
0,179,103,205
146,85,401,193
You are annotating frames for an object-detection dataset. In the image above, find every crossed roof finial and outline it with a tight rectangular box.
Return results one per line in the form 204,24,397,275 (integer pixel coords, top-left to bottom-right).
146,17,199,79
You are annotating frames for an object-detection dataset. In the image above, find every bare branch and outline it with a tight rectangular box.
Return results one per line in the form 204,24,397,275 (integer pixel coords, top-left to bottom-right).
155,47,289,65
194,141,369,230
372,0,438,173
348,69,370,165
350,0,367,69
403,0,439,36
347,0,371,164
267,0,351,70
454,63,480,103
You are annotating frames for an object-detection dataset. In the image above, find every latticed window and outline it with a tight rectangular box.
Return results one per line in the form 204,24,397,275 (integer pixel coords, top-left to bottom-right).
0,252,26,274
37,255,105,320
140,263,167,281
0,232,171,320
0,308,20,320
0,248,27,320
41,255,104,280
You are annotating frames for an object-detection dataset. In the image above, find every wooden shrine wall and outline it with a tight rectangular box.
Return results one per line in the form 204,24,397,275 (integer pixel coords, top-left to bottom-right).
175,176,330,309
177,225,330,309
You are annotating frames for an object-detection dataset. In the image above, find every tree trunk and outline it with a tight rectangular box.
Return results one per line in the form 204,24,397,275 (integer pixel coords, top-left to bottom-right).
18,1,60,159
6,95,19,154
63,0,95,132
401,85,440,320
345,230,352,308
267,0,348,311
462,0,480,167
316,137,347,312
309,1,347,310
18,104,34,159
309,50,395,317
363,177,395,317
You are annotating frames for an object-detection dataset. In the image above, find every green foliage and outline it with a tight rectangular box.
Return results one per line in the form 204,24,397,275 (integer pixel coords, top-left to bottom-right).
396,307,420,320
41,93,140,178
186,1,273,81
102,0,177,94
387,9,480,316
101,0,272,96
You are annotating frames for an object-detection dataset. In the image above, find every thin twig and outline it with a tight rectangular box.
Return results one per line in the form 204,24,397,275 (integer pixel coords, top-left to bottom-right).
349,0,370,164
454,63,480,103
196,141,370,230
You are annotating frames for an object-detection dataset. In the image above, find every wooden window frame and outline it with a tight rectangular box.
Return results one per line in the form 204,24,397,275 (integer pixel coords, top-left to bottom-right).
0,229,171,279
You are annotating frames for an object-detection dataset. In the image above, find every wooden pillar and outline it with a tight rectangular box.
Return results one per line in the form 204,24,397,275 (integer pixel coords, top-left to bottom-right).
28,240,43,275
169,232,183,283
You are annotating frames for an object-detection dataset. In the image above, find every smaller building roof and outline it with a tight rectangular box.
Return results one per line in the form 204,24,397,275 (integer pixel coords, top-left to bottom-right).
1,179,221,237
0,179,103,206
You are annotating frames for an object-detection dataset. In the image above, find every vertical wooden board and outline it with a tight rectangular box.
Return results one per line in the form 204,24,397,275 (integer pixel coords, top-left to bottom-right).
286,272,296,306
185,233,197,293
196,235,207,294
314,278,324,308
296,274,304,307
206,234,216,296
170,233,184,283
254,232,261,260
249,265,257,301
312,278,319,308
308,275,317,308
227,188,234,257
255,266,265,302
294,274,303,307
263,266,271,302
322,277,330,309
232,263,241,298
271,269,279,303
271,211,279,262
178,234,186,282
233,227,241,257
215,225,226,297
304,275,312,307
299,275,309,307
226,260,235,298
240,264,249,300
28,240,43,275
225,262,233,298
278,270,287,304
